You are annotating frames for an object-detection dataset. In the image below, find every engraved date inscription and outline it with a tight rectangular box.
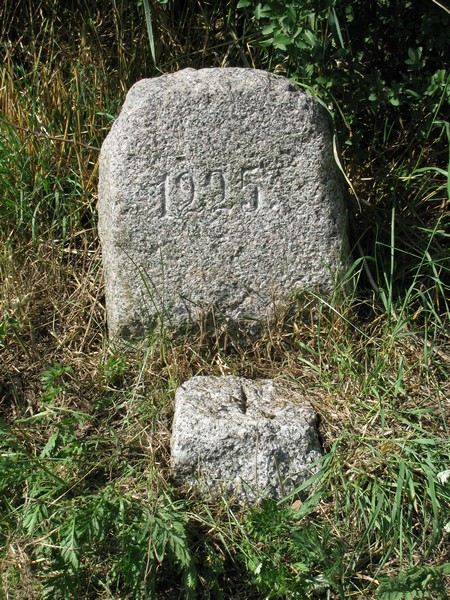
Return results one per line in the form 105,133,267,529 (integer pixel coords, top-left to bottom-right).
147,167,265,217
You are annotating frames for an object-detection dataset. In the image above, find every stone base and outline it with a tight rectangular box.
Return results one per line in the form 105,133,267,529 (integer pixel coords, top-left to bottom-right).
170,376,323,504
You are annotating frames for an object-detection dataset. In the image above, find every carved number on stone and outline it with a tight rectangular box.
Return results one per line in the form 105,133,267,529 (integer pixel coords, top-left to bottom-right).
151,169,263,216
155,174,168,217
174,172,196,212
205,170,226,211
241,167,261,211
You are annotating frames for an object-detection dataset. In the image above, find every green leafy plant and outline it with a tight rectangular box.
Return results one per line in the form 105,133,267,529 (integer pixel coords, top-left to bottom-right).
41,364,74,405
102,355,128,385
377,563,450,599
237,499,347,598
0,406,197,599
236,1,449,142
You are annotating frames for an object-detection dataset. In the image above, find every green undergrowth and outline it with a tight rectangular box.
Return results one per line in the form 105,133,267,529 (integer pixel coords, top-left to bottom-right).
1,1,449,598
1,282,449,598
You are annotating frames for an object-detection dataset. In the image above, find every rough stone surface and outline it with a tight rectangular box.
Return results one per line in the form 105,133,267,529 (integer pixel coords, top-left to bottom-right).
98,68,348,341
170,376,323,503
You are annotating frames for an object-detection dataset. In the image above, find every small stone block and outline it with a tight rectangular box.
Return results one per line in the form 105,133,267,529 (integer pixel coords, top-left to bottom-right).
170,376,323,503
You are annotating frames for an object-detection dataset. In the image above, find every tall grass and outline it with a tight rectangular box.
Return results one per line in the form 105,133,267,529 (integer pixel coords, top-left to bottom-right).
0,1,449,598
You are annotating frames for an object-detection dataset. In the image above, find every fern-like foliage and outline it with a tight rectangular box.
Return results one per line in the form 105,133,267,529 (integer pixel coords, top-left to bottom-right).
377,563,450,599
239,499,347,598
0,409,197,599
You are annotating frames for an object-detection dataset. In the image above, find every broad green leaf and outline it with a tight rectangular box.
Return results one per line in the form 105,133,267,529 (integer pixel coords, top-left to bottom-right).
273,32,292,50
303,30,317,47
261,25,274,35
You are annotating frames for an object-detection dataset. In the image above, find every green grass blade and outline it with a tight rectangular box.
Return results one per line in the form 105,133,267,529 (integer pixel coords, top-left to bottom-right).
143,0,157,68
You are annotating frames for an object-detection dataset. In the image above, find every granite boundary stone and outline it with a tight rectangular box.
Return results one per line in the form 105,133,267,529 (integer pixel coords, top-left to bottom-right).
98,68,348,340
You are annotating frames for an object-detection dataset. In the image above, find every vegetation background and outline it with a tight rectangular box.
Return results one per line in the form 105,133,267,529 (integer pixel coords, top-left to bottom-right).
0,0,449,598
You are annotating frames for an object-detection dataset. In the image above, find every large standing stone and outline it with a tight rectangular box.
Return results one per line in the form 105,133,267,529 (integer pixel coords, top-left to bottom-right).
98,68,348,341
170,376,322,503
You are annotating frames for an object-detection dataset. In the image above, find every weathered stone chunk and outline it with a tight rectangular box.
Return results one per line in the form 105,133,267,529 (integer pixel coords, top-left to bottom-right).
98,68,348,341
170,376,323,503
